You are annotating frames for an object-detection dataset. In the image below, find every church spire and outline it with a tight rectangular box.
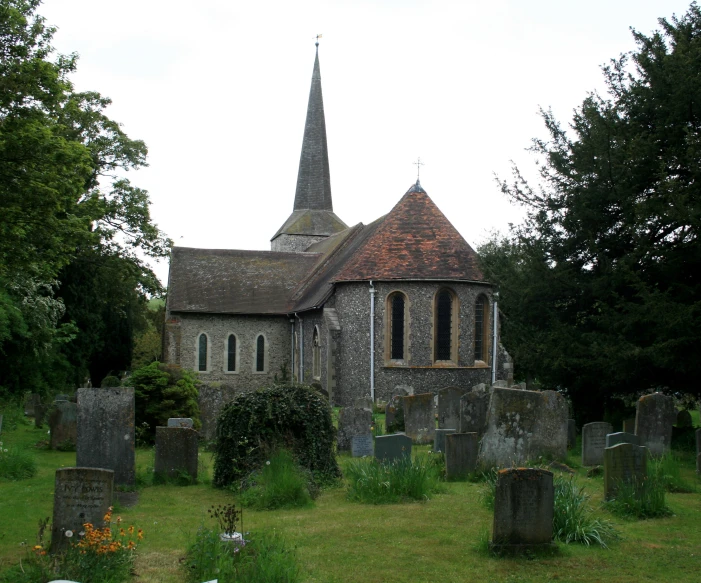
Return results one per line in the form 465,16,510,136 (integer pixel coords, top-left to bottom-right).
293,44,333,211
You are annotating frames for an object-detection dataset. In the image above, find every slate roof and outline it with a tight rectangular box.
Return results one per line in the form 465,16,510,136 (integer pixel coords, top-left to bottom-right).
333,181,486,282
167,247,321,315
271,209,347,240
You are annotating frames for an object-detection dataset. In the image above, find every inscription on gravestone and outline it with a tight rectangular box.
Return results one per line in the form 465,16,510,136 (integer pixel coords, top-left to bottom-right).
582,422,612,466
351,434,374,457
604,442,647,500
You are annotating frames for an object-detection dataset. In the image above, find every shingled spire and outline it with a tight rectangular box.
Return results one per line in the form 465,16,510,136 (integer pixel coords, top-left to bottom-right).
272,45,347,252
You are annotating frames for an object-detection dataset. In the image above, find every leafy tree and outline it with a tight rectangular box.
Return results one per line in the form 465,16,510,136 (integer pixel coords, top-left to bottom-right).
484,3,701,421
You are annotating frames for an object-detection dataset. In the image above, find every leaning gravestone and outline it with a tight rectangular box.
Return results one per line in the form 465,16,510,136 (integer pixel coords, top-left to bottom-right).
403,393,435,444
51,467,114,552
445,433,478,479
459,384,490,437
676,409,692,428
622,418,636,434
351,434,374,457
76,387,135,486
581,422,612,466
491,468,554,550
605,432,640,448
434,428,456,453
696,429,701,474
167,417,194,428
635,392,675,457
337,407,372,451
155,426,198,479
567,419,577,449
604,442,648,500
437,387,465,429
375,433,412,462
479,387,568,467
48,401,78,450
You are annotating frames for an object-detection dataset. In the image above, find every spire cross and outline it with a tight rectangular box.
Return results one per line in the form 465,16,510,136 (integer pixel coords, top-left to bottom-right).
314,33,323,47
414,157,424,180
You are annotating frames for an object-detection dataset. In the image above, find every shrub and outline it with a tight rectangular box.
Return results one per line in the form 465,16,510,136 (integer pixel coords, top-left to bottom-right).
345,453,445,504
0,444,37,480
239,449,314,510
213,384,340,488
130,362,200,443
100,375,121,388
604,472,671,519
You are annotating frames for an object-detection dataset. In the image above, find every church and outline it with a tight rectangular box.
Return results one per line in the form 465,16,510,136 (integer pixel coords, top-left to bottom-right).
163,46,511,417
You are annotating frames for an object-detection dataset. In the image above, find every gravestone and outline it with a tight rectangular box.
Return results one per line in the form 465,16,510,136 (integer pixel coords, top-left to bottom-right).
403,393,435,444
337,407,372,451
604,442,648,500
155,426,198,479
48,401,78,450
24,392,40,417
34,403,46,428
676,409,692,428
479,387,568,467
434,428,456,453
459,384,490,436
492,380,508,388
635,392,675,457
51,467,114,552
605,432,640,448
622,418,636,434
355,396,374,410
696,429,701,474
445,433,478,479
567,419,577,449
54,394,70,402
375,433,412,462
167,417,194,428
76,387,136,486
351,434,374,457
581,422,612,466
491,468,554,550
437,387,464,429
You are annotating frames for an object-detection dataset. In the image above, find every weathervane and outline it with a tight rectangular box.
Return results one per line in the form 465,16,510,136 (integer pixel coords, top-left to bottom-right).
314,34,323,47
414,157,424,181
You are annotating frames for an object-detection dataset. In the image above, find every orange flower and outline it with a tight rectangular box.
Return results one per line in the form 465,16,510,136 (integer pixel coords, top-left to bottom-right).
119,528,126,537
116,516,122,524
137,529,143,540
128,525,134,535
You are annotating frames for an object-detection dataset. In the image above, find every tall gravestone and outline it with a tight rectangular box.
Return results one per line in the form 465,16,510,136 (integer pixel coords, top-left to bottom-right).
437,387,464,429
696,429,701,474
445,433,478,479
434,428,456,453
567,419,577,449
76,387,136,486
459,384,490,436
605,432,639,448
403,393,435,444
337,407,372,451
635,392,675,457
155,426,198,479
48,401,78,450
479,387,568,467
375,433,412,462
604,442,648,500
622,418,636,434
491,468,554,550
581,422,612,466
51,467,114,552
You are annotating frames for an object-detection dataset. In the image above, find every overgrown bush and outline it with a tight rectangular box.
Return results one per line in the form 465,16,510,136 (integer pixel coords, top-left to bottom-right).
213,385,340,488
100,375,121,388
130,362,200,444
0,444,37,480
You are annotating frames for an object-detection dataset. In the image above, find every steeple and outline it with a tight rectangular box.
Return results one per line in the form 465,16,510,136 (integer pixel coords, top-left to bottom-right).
272,45,347,252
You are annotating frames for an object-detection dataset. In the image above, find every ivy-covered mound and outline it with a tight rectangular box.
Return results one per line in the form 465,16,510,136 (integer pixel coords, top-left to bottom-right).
213,385,340,488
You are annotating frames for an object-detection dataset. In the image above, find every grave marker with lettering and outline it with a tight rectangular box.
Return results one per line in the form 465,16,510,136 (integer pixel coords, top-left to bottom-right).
403,393,435,444
582,422,612,466
604,443,648,500
351,434,374,457
337,407,373,451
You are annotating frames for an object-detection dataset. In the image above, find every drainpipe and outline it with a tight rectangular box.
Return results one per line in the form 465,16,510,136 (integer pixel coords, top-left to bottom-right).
289,317,295,383
295,313,304,383
369,280,376,403
491,294,499,385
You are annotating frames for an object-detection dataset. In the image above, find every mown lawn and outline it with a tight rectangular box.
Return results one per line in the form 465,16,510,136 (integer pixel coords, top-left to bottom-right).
1,416,700,583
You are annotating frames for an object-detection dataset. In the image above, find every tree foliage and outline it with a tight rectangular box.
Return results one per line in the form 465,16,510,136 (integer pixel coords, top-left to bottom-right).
482,3,701,420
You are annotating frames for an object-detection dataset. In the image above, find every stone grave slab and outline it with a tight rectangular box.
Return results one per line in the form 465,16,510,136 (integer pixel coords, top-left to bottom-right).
155,426,198,479
433,428,456,453
437,387,465,429
605,432,640,448
604,442,648,500
459,385,490,436
635,392,675,457
375,433,412,462
351,434,374,457
167,417,194,428
445,433,478,479
48,401,78,450
337,407,372,451
403,393,435,444
567,419,577,449
582,422,612,466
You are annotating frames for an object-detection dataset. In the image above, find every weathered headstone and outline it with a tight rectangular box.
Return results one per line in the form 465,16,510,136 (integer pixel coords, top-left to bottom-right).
635,392,675,457
403,393,435,444
479,387,568,467
459,384,490,436
374,433,412,462
34,403,46,428
491,468,554,550
76,387,136,486
167,417,194,428
154,426,198,479
433,428,456,453
696,429,701,474
337,407,372,451
445,432,478,479
581,422,612,466
676,409,692,428
604,442,648,500
567,419,577,449
622,418,636,434
437,387,465,429
351,434,374,457
24,392,40,417
51,467,114,552
354,396,374,410
605,432,640,448
48,401,78,450
54,394,70,402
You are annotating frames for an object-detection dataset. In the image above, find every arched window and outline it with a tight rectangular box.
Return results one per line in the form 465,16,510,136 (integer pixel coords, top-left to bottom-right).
434,289,458,363
474,295,489,363
312,327,321,379
227,334,237,372
198,333,208,371
387,292,408,362
255,334,265,372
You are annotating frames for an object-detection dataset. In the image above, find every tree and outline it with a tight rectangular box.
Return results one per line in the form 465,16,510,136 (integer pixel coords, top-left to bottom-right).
483,3,701,421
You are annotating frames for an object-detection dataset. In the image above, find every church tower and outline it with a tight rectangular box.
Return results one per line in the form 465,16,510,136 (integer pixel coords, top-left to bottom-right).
271,44,347,252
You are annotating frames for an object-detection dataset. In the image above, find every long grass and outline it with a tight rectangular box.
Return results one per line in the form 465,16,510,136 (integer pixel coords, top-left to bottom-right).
653,454,697,493
0,445,37,480
604,472,671,519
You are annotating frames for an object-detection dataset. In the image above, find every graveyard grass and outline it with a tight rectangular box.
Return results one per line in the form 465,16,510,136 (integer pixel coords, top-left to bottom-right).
1,421,701,582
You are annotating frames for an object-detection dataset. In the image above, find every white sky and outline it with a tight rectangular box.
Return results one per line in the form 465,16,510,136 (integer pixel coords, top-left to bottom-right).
41,0,692,286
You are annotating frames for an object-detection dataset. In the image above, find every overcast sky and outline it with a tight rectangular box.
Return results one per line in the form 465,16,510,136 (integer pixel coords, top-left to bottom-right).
41,0,693,285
